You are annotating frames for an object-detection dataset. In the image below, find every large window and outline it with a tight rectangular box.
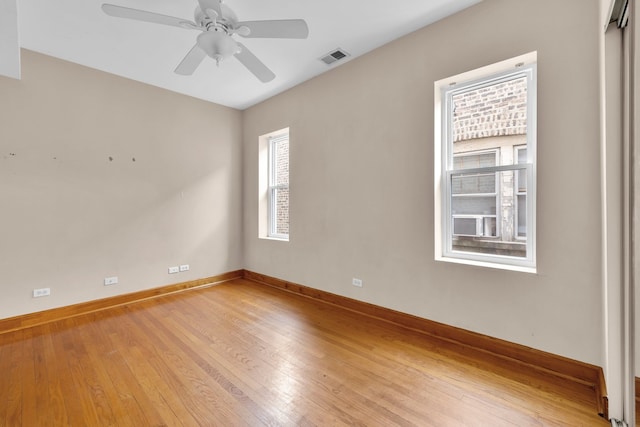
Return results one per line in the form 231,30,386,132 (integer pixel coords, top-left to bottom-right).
434,53,537,271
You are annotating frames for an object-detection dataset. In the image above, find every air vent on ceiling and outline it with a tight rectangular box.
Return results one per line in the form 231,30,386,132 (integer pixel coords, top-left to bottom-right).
320,48,350,65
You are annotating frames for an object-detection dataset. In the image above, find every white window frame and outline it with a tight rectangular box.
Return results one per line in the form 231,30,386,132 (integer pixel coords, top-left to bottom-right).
258,127,289,242
434,52,537,273
267,133,289,240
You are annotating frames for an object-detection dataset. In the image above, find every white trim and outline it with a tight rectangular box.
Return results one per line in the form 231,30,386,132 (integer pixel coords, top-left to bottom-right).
436,254,537,274
262,235,289,242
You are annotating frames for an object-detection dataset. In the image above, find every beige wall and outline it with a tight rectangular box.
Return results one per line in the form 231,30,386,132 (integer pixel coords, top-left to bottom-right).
243,0,604,365
0,50,243,318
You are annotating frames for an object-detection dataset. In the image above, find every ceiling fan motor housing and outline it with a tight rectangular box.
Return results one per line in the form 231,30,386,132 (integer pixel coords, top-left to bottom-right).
194,5,237,32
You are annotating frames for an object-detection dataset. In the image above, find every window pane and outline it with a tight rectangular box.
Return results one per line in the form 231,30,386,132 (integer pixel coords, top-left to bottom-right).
452,76,528,144
273,138,289,186
450,169,526,258
452,173,496,194
452,196,496,216
517,148,527,192
453,152,496,170
517,195,526,237
517,148,527,163
517,169,527,192
274,188,289,236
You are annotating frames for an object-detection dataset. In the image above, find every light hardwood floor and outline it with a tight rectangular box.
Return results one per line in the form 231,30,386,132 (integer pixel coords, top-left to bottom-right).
0,278,607,426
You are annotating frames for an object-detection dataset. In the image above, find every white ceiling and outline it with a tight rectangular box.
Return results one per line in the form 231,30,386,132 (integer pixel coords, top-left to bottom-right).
17,0,480,110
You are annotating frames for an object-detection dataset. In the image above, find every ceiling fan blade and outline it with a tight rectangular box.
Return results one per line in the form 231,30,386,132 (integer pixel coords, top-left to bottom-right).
101,4,197,29
234,43,275,83
174,44,207,75
236,19,309,39
197,0,223,19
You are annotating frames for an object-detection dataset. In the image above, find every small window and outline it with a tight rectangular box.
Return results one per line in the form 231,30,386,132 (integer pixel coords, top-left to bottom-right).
268,133,289,239
434,52,536,272
258,128,290,241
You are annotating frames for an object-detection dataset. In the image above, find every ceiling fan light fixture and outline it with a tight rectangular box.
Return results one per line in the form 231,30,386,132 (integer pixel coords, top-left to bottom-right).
197,31,239,62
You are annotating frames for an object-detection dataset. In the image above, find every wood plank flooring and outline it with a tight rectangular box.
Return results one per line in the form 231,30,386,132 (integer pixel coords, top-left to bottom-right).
0,279,607,426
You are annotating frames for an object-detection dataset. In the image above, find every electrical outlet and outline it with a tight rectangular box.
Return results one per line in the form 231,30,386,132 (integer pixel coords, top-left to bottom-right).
168,266,179,274
33,288,51,298
104,276,118,286
352,278,363,287
179,264,189,272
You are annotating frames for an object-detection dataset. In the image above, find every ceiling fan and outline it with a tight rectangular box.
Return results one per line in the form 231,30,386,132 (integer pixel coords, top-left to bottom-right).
101,0,309,82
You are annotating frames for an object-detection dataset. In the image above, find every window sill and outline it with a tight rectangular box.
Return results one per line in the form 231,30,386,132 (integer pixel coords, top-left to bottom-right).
435,255,537,274
261,236,289,242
